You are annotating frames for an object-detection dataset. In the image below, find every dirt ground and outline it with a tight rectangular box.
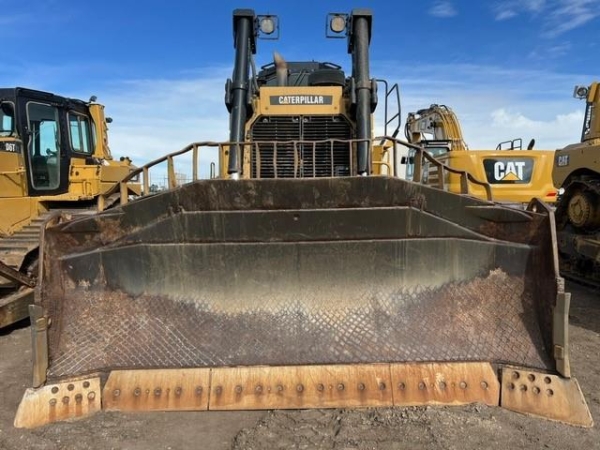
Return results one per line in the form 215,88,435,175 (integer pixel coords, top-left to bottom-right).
1,281,598,450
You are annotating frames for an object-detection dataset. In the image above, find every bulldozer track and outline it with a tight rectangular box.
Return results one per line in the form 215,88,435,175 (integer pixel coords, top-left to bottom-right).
556,176,600,289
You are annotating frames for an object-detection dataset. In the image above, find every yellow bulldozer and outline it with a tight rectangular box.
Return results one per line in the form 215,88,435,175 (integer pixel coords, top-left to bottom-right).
13,9,592,428
0,87,140,328
553,81,600,286
404,104,558,206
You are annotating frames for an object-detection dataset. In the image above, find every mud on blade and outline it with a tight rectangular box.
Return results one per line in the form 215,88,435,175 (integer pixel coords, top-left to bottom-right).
40,177,559,377
17,177,590,428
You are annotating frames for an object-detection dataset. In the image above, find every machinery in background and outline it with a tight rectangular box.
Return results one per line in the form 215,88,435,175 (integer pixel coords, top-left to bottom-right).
0,87,140,328
404,104,558,206
13,9,591,429
553,82,600,286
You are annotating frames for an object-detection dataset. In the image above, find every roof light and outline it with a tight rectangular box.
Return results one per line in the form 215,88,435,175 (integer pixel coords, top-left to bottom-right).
330,14,347,33
259,16,275,35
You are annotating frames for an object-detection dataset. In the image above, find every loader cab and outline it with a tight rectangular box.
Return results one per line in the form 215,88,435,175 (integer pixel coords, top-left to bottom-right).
0,87,96,197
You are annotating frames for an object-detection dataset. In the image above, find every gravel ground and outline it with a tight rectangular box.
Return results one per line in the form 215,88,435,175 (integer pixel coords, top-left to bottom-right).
1,281,598,450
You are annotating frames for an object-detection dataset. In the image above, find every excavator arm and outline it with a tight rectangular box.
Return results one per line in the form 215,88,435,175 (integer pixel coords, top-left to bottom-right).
405,104,468,151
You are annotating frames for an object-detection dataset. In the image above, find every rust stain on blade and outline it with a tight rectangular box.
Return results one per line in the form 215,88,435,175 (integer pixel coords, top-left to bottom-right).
209,364,393,410
103,368,211,411
391,362,500,406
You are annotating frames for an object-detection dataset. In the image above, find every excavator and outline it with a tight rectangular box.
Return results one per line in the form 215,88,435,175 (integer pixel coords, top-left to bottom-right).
404,104,558,206
13,9,592,428
0,88,140,328
553,81,600,286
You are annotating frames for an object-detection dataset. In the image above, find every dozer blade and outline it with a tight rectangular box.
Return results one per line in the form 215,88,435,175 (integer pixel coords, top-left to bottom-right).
15,177,592,428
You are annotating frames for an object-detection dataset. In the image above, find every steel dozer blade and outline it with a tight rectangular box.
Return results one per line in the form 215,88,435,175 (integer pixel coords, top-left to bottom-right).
14,177,592,428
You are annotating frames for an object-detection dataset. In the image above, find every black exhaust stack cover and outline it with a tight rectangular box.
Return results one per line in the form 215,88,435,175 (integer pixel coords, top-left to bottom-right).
227,9,256,175
348,9,373,175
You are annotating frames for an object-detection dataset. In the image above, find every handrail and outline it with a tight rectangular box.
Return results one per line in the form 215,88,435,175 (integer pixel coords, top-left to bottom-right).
376,136,493,201
98,136,494,211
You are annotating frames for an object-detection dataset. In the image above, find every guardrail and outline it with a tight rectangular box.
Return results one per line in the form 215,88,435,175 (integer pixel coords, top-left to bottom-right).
97,136,493,211
377,136,493,201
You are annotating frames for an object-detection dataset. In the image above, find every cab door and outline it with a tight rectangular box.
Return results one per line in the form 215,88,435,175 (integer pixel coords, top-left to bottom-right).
18,99,70,196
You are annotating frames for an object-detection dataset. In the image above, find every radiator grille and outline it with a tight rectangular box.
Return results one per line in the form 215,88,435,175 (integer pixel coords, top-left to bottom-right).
250,115,353,178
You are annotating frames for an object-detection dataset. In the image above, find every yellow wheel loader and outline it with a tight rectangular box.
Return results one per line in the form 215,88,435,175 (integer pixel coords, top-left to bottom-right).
0,88,140,328
553,82,600,286
404,104,558,206
13,9,591,428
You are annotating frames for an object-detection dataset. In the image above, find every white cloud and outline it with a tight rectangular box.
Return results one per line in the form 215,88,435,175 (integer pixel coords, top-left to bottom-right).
543,0,600,37
429,1,458,18
492,0,599,36
373,62,589,150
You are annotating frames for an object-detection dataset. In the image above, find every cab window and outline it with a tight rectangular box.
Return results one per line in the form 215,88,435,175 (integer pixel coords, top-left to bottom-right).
69,113,93,154
0,102,15,137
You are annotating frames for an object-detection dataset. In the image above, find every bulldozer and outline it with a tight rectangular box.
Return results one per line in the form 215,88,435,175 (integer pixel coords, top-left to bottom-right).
404,104,558,206
0,87,140,328
13,9,592,428
553,81,600,286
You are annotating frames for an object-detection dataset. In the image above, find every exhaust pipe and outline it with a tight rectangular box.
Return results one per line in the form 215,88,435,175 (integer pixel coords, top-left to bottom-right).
227,9,256,176
274,52,288,86
348,9,373,175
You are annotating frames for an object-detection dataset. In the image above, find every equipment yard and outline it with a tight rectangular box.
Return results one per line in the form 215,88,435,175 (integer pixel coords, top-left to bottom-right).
1,280,598,450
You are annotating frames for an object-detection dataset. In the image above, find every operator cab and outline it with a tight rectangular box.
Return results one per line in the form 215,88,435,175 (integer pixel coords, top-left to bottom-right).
0,87,96,197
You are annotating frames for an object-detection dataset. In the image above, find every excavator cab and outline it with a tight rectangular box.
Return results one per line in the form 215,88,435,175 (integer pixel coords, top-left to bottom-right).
14,9,591,429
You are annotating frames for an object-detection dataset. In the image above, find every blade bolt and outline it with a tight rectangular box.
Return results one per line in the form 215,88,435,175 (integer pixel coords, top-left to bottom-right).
317,384,325,392
336,383,345,392
357,383,365,391
418,382,426,391
398,382,406,391
507,382,515,390
113,389,121,397
255,385,263,394
196,386,204,396
543,376,552,385
175,387,182,396
519,384,528,392
527,374,536,382
154,388,162,397
133,388,141,397
83,381,90,389
49,398,57,406
480,381,488,390
87,392,96,401
296,384,304,393
213,386,221,396
378,382,386,391
67,384,75,391
276,384,284,392
62,396,70,405
512,371,520,380
235,385,243,394
75,394,83,403
546,389,554,397
439,381,447,390
51,387,59,394
532,386,540,395
459,381,467,390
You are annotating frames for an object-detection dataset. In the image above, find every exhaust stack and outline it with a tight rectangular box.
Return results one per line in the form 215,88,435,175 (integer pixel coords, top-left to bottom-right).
274,52,288,86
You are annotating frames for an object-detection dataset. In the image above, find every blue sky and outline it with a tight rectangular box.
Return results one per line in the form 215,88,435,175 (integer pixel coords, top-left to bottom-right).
2,0,598,180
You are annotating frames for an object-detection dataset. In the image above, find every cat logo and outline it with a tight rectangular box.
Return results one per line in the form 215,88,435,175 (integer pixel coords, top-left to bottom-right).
493,161,526,181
